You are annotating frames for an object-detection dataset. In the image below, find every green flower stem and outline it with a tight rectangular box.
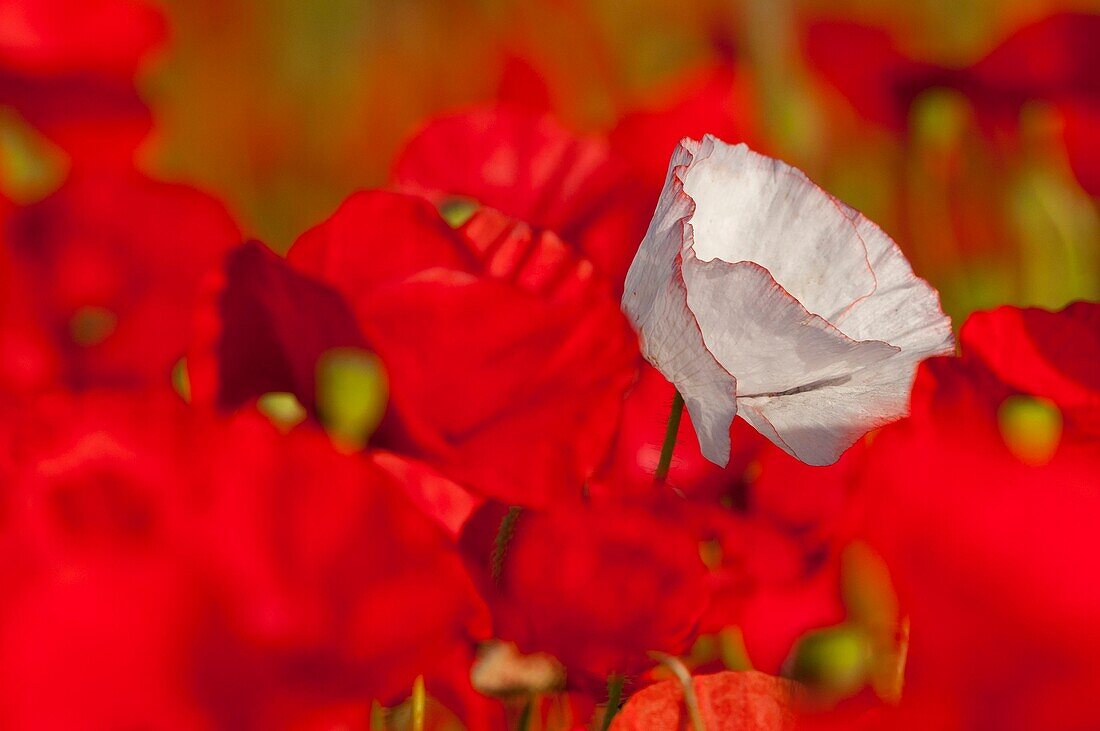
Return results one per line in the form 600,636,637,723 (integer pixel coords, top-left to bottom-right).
491,506,522,584
600,673,625,731
654,391,685,485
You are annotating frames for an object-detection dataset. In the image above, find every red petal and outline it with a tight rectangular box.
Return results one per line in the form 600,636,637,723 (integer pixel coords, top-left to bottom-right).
370,450,482,539
189,241,368,412
6,169,239,389
482,500,710,684
611,670,799,730
290,196,638,506
0,392,493,727
855,314,1100,728
1061,100,1100,197
497,54,554,112
0,235,59,400
0,0,165,79
288,190,479,295
960,303,1100,435
611,64,764,196
391,106,650,283
0,0,165,161
802,21,940,131
966,13,1100,98
360,274,635,507
198,412,492,711
216,194,638,507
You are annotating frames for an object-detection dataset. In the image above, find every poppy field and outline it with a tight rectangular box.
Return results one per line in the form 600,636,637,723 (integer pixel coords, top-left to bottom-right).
0,1,1097,729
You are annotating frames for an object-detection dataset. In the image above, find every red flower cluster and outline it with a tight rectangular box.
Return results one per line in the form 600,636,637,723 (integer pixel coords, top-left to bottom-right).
0,0,164,164
848,303,1100,729
804,13,1100,196
1,3,1098,730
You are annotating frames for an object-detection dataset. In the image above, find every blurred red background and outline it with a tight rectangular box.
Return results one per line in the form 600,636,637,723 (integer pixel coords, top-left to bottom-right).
0,1,1097,729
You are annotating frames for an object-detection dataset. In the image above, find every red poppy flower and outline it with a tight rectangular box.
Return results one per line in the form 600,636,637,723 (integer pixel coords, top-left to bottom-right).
611,670,800,730
0,0,165,163
4,168,240,390
599,432,865,680
391,106,652,285
188,240,369,415
960,14,1100,199
802,21,940,133
0,391,494,728
193,411,494,728
958,302,1100,436
962,13,1100,132
461,498,710,687
803,14,1100,195
854,303,1100,729
0,389,198,561
192,192,638,508
0,389,215,726
683,499,845,675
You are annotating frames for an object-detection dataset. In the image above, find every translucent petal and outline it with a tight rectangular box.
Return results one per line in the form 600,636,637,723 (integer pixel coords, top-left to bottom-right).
623,140,739,466
683,138,876,321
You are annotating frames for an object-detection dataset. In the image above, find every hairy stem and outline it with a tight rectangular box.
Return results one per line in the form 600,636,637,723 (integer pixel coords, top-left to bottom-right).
491,506,522,584
600,673,625,731
654,391,685,485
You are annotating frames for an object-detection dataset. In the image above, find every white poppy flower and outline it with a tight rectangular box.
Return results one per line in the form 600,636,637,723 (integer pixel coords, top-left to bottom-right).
622,136,954,466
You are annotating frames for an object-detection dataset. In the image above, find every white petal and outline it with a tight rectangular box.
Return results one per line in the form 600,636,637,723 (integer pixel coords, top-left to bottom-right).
737,346,930,465
623,136,954,468
623,140,739,466
732,213,955,466
682,138,876,321
682,255,899,397
833,214,955,355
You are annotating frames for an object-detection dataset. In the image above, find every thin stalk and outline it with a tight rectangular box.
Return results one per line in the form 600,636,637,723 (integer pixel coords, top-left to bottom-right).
654,391,685,484
491,506,522,584
600,673,625,731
